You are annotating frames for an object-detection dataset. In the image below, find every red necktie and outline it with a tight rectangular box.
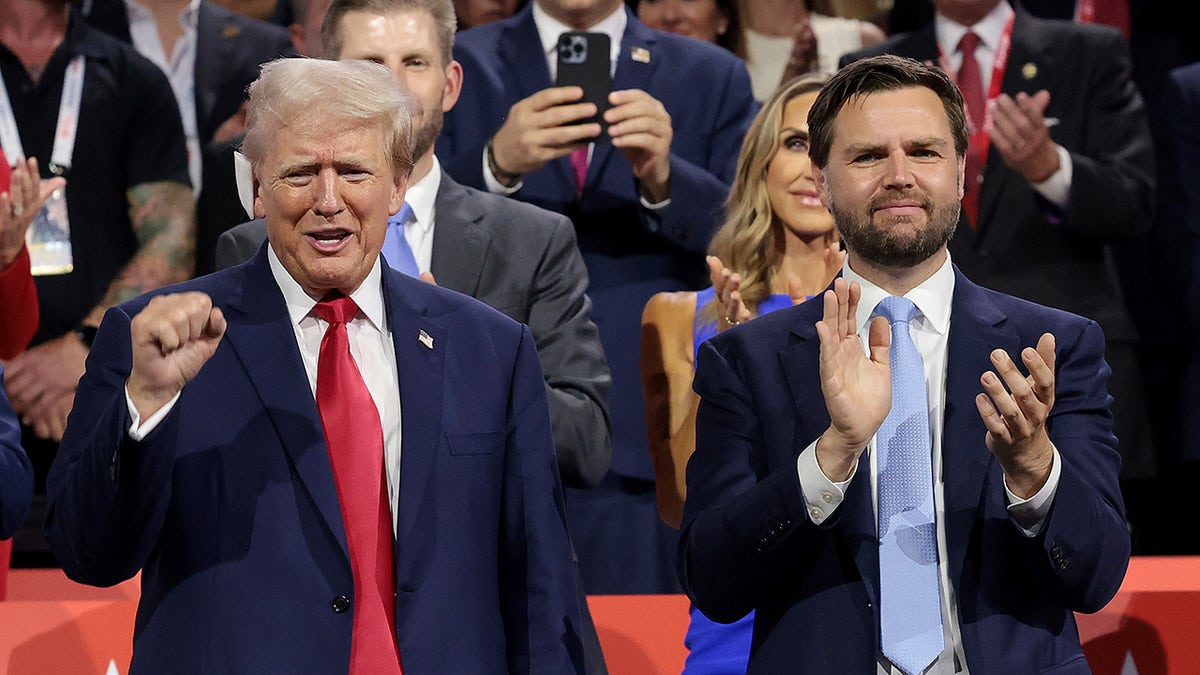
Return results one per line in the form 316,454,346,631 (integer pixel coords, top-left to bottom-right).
313,295,403,675
570,145,588,194
957,31,986,228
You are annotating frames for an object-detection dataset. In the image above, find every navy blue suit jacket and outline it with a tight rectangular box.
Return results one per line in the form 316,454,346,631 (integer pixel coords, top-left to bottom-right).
842,8,1157,479
0,366,33,539
45,248,585,673
438,5,757,481
680,267,1129,673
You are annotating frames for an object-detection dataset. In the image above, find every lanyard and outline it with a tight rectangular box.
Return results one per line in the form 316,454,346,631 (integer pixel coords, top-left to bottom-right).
938,14,1015,164
0,55,86,174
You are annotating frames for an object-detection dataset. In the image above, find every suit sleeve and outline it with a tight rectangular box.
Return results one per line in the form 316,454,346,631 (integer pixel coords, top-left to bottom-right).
1059,27,1155,240
1015,319,1129,613
679,339,834,623
1156,67,1200,330
500,325,586,674
528,215,612,489
0,369,33,539
44,305,179,586
641,57,758,255
214,221,266,271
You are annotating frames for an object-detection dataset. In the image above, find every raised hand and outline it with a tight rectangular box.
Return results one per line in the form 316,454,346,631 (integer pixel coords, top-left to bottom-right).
488,87,602,181
706,255,751,330
1,155,67,268
813,278,891,481
127,292,227,419
975,332,1057,498
606,88,673,202
986,90,1059,183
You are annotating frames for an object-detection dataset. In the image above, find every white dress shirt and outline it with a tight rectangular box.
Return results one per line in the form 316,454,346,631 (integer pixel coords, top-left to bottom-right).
124,0,203,194
794,254,1062,674
935,1,1072,209
127,248,405,533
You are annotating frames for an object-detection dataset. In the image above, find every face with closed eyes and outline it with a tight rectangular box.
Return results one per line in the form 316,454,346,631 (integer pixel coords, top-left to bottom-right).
765,92,834,242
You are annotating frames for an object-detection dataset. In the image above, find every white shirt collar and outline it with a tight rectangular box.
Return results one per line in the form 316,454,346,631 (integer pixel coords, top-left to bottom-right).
531,1,626,78
266,244,388,334
404,157,441,238
935,1,1014,58
843,253,955,337
123,0,201,27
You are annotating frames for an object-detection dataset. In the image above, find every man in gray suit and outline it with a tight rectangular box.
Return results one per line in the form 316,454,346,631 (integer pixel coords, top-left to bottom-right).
217,0,612,491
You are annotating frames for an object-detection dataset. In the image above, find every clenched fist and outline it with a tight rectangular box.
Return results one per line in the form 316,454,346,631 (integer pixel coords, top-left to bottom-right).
127,292,227,419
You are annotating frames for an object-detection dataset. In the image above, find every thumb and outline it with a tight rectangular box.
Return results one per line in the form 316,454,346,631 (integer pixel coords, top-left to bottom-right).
419,271,438,286
867,315,891,365
786,273,807,306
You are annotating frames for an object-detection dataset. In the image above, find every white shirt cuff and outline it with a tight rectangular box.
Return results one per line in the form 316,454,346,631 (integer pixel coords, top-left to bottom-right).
482,147,523,195
1004,445,1062,537
639,194,671,210
796,440,856,525
125,384,181,441
1030,145,1072,210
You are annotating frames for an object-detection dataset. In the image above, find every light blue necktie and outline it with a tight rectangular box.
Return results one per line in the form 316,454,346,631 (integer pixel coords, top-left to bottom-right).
875,296,943,675
380,201,419,277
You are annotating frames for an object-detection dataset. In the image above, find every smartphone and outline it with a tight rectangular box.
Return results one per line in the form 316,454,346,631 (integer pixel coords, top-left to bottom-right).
555,32,611,142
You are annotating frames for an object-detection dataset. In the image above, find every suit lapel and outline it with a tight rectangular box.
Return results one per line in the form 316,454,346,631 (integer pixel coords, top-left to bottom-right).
382,269,446,580
222,249,349,556
977,9,1048,233
941,268,1018,589
428,173,491,296
779,299,880,606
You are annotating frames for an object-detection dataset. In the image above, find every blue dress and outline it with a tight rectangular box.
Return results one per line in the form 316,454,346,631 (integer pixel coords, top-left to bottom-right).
683,287,794,675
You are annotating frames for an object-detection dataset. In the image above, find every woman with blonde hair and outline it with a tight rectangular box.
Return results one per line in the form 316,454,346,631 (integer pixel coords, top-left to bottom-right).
640,74,841,673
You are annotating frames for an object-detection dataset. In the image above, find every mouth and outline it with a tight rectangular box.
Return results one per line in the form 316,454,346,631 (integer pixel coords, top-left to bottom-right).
792,190,824,208
873,200,926,217
306,229,353,253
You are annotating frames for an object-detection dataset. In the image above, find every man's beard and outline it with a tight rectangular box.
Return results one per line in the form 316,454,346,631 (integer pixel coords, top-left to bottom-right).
410,106,443,162
829,189,959,269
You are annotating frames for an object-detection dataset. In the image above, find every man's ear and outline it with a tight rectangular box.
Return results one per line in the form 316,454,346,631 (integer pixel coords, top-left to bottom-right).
443,60,464,112
813,165,831,208
956,155,966,200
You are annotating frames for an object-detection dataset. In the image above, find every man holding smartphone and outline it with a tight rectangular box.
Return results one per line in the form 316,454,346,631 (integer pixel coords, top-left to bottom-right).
438,0,757,596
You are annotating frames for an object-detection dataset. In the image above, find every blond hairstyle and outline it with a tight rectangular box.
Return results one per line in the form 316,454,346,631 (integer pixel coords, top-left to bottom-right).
322,0,457,66
703,74,829,322
241,58,416,180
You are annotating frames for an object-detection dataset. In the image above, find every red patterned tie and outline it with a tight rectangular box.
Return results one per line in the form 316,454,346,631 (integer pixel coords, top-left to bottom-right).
957,31,986,228
570,145,589,194
313,295,403,675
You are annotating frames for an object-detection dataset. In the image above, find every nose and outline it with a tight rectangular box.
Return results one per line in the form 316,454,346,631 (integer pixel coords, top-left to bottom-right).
882,149,914,189
312,167,343,217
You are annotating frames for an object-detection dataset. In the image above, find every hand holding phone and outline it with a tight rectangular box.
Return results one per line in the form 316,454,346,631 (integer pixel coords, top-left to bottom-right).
555,32,611,143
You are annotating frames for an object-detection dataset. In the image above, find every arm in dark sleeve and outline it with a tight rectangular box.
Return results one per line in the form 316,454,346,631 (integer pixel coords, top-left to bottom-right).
500,325,586,674
679,339,836,623
1015,319,1130,613
1060,28,1155,239
1156,66,1200,329
44,305,179,586
0,368,33,539
214,219,268,271
640,59,758,255
528,216,611,488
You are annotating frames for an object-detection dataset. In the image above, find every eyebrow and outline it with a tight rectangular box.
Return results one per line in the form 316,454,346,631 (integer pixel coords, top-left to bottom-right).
779,126,809,137
840,136,949,156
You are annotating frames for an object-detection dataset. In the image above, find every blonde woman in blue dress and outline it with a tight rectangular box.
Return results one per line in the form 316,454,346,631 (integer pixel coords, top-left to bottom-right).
640,74,842,674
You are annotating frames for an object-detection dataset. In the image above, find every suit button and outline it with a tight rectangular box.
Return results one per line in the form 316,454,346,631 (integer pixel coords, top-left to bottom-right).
332,595,351,613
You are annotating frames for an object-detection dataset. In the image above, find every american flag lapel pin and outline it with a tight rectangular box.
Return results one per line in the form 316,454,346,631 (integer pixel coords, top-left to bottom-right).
418,330,434,350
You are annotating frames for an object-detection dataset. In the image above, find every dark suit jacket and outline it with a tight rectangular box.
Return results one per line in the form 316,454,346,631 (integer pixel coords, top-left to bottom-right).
44,249,585,673
438,5,758,481
83,0,295,144
215,172,612,488
0,368,32,539
679,267,1129,673
842,7,1157,478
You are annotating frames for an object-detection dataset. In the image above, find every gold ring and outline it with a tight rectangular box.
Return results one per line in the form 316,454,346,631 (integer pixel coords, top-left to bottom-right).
725,315,740,326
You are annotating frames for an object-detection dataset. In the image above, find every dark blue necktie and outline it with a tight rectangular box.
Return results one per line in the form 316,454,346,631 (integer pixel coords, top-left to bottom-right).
380,201,418,277
875,295,943,674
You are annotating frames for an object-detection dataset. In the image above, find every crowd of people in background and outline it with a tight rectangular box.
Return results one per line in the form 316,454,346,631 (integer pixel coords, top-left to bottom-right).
1,0,1198,670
